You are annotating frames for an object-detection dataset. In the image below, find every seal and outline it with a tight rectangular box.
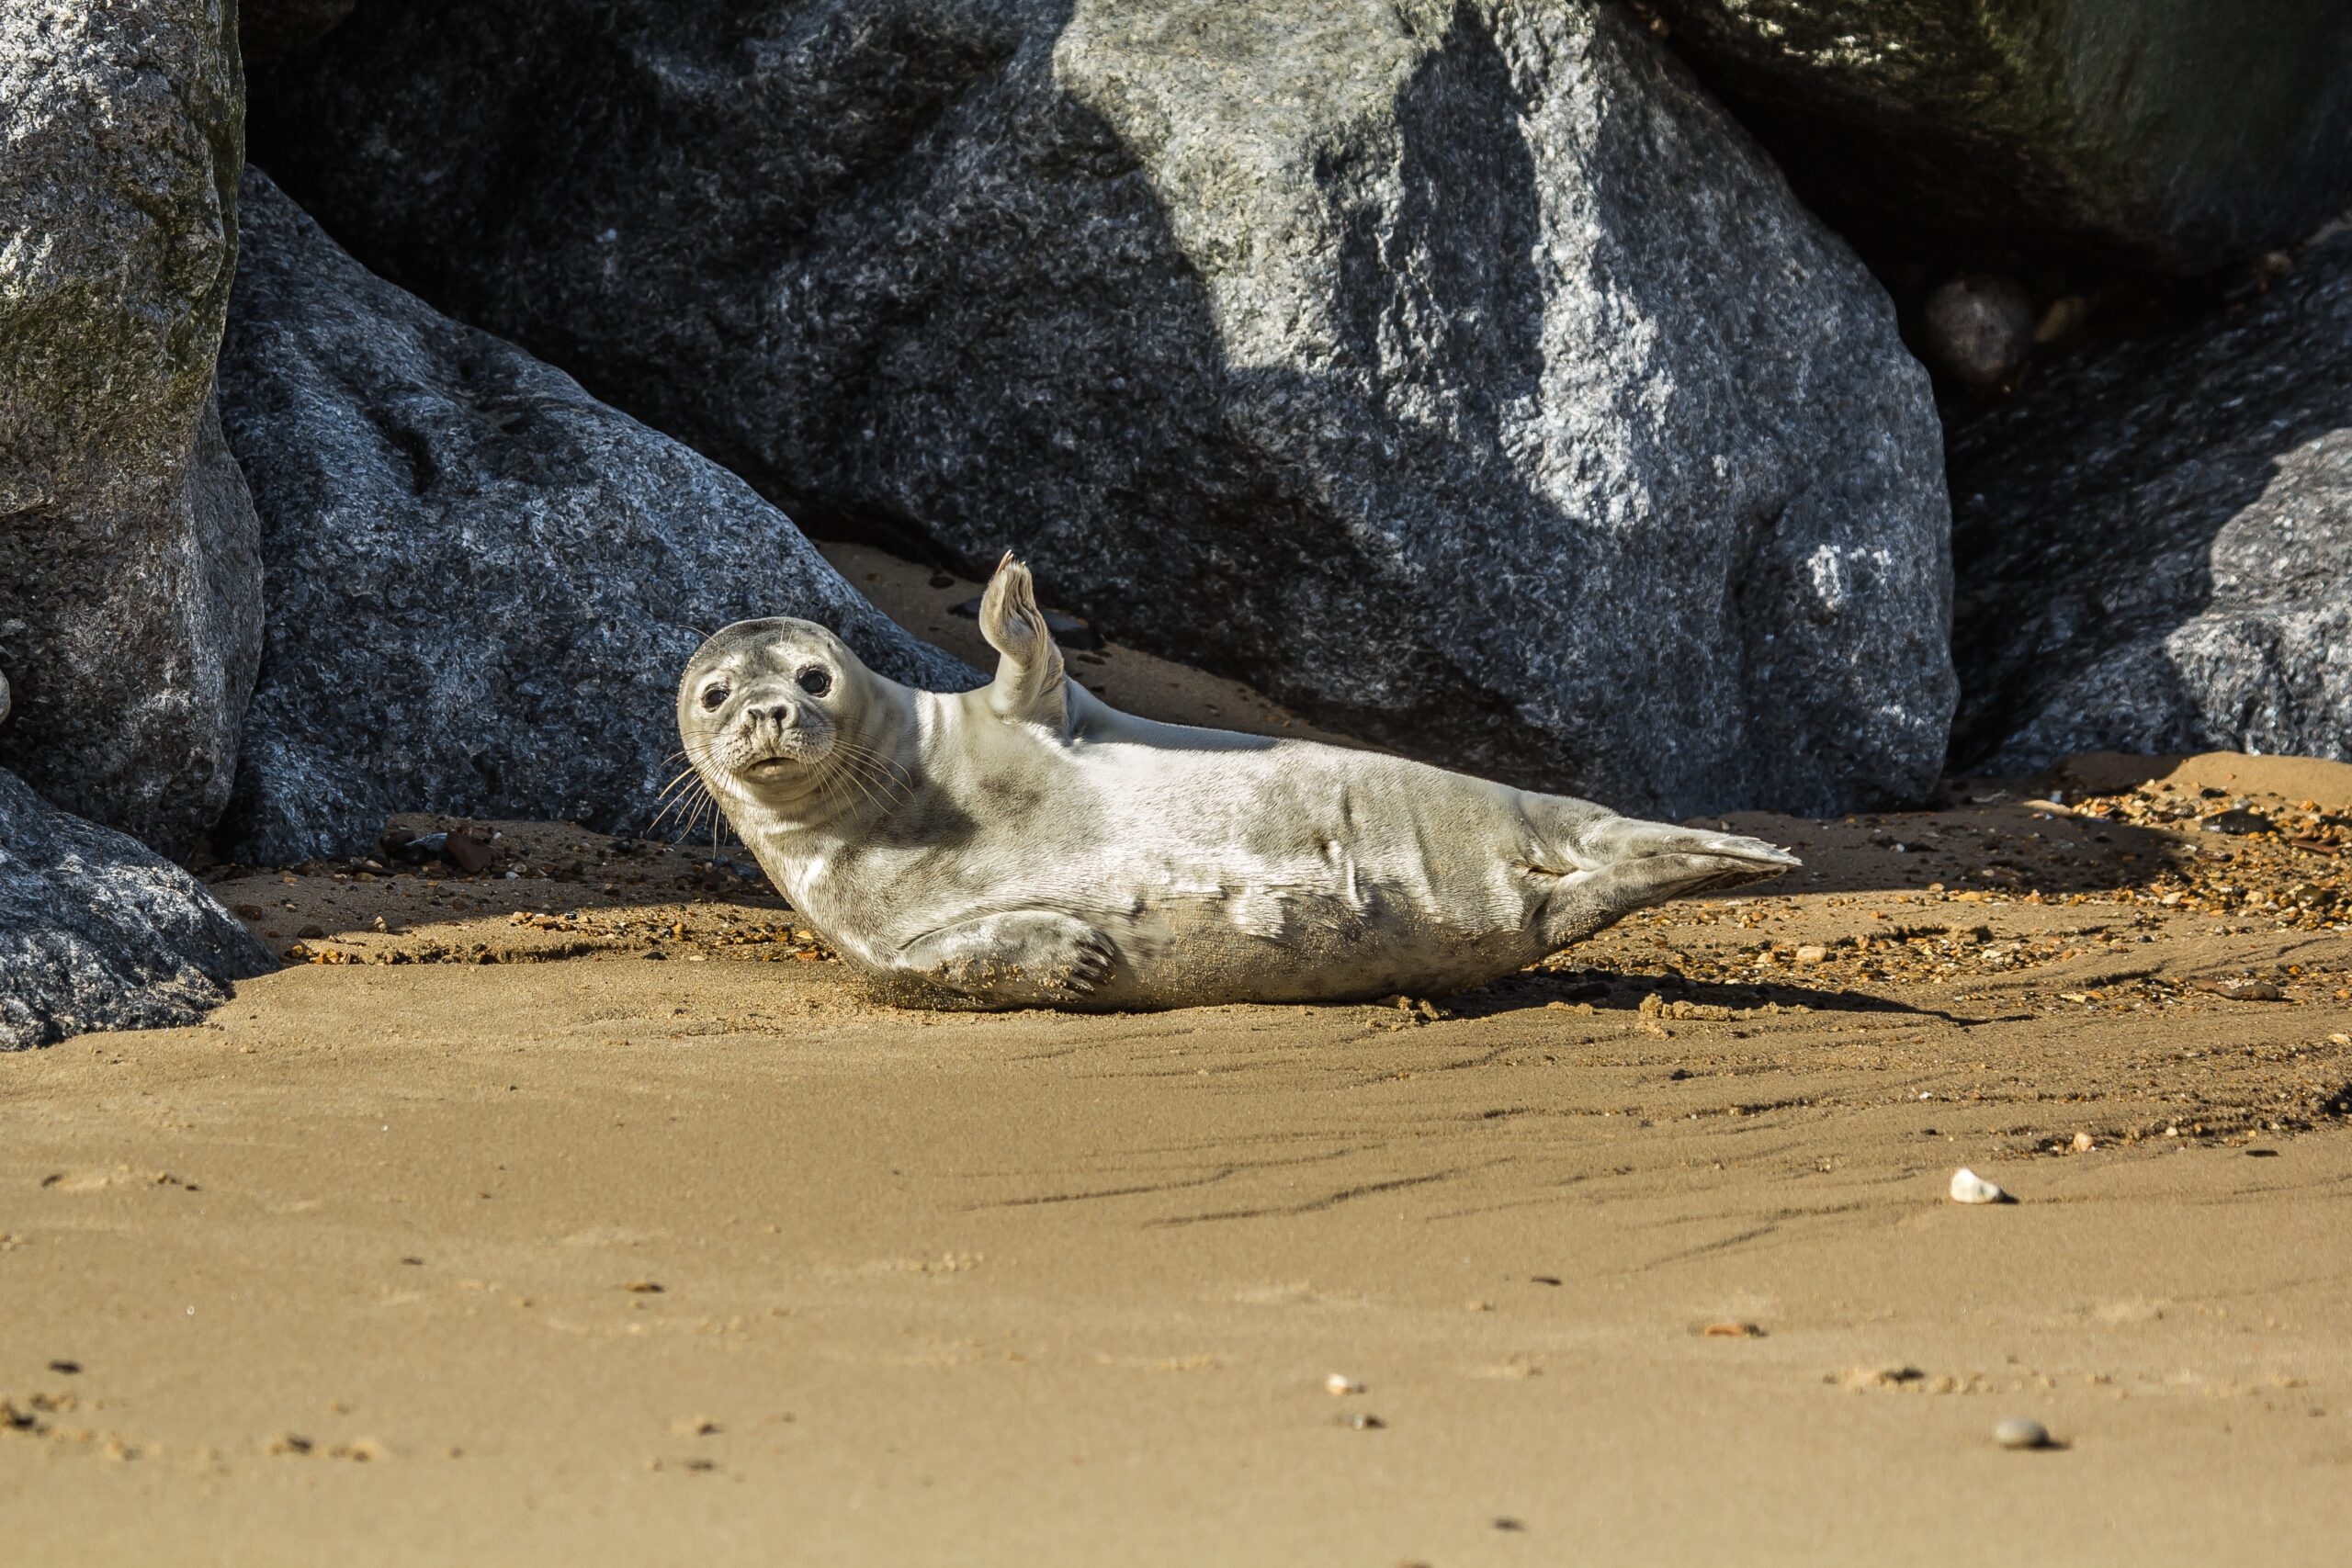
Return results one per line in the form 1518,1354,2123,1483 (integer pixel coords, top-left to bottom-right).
678,556,1799,1009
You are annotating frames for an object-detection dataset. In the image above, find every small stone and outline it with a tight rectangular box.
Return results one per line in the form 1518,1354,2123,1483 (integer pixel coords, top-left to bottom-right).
1949,1168,2010,1204
1919,274,2037,392
1324,1373,1364,1396
1336,1412,1385,1430
1793,943,1829,964
2033,295,2089,345
1702,1321,1764,1338
2071,1132,2096,1153
441,830,494,874
381,830,448,863
1993,1416,2051,1450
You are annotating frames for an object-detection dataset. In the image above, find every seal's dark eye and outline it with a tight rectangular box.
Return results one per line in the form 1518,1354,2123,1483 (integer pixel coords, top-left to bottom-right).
797,666,833,697
699,682,729,711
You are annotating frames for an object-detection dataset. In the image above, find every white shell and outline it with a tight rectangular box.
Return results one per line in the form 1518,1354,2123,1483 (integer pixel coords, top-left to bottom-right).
1993,1417,2051,1450
1949,1168,2009,1204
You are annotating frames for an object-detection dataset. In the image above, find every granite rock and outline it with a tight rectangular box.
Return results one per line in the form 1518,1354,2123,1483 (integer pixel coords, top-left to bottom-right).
0,767,273,1051
213,172,972,865
249,0,1953,819
0,0,263,858
1638,1,2352,274
1951,234,2352,772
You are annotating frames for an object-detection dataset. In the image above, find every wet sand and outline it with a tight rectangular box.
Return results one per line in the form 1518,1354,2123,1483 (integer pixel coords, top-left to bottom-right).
5,555,2351,1563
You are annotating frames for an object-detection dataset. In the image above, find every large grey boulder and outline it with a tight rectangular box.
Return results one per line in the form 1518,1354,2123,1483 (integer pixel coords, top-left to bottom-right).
214,172,974,866
0,0,263,859
1950,233,2352,773
247,0,1954,820
0,767,273,1051
1637,1,2352,275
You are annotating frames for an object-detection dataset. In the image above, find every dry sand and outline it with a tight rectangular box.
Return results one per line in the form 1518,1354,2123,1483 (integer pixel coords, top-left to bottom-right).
6,551,2352,1564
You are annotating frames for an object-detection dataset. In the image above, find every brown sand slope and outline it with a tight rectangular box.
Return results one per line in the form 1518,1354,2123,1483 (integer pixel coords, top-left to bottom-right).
5,747,2352,1563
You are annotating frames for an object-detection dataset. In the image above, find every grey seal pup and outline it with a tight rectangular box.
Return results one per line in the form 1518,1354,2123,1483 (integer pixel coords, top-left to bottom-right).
678,557,1798,1009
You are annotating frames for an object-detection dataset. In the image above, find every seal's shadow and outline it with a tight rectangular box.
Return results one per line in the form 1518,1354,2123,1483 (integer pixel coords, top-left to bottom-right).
1442,964,1962,1022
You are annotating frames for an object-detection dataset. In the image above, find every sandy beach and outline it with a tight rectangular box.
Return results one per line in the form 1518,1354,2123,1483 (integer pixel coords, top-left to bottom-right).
5,557,2351,1565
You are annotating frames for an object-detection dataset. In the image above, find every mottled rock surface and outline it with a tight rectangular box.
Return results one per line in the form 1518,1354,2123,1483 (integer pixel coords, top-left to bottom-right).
214,172,973,865
249,0,1952,819
0,768,273,1051
0,0,262,858
1950,234,2352,773
1639,1,2352,274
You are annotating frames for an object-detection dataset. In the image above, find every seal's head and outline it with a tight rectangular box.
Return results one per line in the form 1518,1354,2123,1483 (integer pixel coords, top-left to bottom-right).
677,617,869,800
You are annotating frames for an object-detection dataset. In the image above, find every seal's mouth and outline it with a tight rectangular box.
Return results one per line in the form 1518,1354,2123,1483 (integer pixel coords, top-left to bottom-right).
743,756,800,779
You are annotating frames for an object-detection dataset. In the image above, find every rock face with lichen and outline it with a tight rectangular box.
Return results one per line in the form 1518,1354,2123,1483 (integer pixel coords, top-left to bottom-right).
1637,0,2352,274
0,0,262,859
249,0,1954,820
213,172,975,866
0,767,273,1051
1950,233,2352,773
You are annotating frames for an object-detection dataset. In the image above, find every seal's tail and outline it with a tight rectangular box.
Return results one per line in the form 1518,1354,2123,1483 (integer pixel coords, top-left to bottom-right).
1533,812,1800,949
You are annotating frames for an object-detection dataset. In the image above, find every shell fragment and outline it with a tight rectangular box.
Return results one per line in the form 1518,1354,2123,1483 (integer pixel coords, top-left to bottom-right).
1949,1168,2011,1204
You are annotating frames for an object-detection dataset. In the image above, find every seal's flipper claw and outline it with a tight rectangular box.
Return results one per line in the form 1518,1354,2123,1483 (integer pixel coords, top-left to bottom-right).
979,554,1069,733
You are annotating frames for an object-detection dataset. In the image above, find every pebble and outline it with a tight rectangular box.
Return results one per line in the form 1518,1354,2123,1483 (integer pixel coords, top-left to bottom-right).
1949,1168,2010,1204
1993,1417,2051,1450
1324,1373,1364,1395
1919,273,2037,391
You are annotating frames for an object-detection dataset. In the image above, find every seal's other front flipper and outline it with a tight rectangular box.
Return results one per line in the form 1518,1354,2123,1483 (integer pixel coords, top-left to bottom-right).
1535,816,1800,950
892,909,1116,1007
978,554,1069,734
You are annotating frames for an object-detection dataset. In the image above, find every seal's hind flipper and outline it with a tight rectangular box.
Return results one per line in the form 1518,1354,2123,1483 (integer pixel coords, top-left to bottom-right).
979,553,1069,733
1532,814,1800,949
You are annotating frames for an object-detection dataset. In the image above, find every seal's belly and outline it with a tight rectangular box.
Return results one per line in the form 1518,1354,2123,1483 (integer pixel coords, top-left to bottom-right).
967,750,1548,1002
1092,851,1541,1003
781,726,1561,1005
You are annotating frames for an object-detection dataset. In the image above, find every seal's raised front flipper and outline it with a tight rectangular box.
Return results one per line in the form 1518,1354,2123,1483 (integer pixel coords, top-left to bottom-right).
1531,813,1800,950
978,554,1069,734
892,909,1116,1007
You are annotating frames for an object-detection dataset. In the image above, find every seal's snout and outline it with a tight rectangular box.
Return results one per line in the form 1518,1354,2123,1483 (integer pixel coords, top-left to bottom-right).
717,678,836,780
